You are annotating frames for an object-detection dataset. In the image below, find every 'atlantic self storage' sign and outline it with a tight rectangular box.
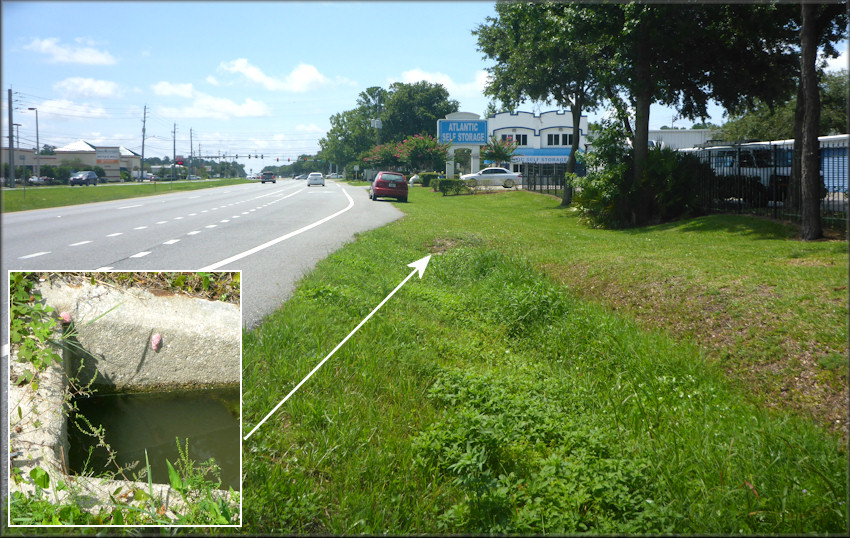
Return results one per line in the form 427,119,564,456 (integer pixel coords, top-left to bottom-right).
438,120,488,144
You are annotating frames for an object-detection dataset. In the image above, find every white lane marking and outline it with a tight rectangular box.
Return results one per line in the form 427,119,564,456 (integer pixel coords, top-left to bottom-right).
174,216,184,220
163,239,180,245
241,212,249,215
19,251,50,259
119,204,143,209
188,231,201,235
189,213,197,216
220,219,230,223
106,232,123,237
134,226,148,230
69,241,92,247
95,266,113,271
205,225,217,229
130,251,150,258
200,187,352,271
156,221,168,224
188,196,200,199
232,215,240,218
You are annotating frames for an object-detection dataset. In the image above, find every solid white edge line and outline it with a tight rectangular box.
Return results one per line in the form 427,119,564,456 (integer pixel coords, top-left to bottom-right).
199,187,352,271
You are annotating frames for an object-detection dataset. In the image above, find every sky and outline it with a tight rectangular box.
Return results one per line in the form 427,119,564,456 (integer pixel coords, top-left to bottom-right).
2,1,847,175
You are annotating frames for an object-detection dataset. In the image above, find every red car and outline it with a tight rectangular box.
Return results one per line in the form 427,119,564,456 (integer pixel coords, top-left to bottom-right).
369,171,408,202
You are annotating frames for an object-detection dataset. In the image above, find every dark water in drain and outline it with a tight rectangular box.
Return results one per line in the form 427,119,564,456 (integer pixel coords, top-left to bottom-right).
69,388,240,491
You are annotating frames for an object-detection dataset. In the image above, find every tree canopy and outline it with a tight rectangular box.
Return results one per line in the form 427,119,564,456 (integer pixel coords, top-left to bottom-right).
319,82,458,172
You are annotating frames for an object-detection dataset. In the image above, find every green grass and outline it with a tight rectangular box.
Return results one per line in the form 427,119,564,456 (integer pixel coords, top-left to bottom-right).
2,178,251,213
242,188,847,534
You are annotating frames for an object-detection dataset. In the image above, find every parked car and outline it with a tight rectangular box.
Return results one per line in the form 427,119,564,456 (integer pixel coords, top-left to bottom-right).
187,175,201,180
306,172,325,187
460,167,522,188
27,176,45,185
261,171,276,184
69,171,98,186
370,171,408,202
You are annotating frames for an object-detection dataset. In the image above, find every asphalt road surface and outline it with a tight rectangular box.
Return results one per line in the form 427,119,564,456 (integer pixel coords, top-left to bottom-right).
1,179,404,330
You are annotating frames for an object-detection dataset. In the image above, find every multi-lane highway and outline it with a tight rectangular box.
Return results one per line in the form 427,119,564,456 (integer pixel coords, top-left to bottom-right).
2,179,404,329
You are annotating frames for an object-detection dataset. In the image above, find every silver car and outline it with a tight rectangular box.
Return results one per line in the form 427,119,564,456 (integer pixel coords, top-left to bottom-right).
460,167,522,188
306,172,325,187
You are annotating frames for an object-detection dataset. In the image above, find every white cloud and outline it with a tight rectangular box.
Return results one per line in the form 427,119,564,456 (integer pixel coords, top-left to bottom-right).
37,99,109,120
395,68,490,102
158,95,270,120
54,77,122,99
295,123,325,133
151,81,195,98
206,75,220,86
218,59,348,92
24,37,116,65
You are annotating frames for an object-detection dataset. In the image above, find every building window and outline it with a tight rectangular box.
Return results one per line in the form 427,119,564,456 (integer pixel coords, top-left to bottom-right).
502,134,528,146
547,133,560,146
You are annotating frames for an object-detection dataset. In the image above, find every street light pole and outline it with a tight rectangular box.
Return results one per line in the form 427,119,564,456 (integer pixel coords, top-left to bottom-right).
28,107,39,178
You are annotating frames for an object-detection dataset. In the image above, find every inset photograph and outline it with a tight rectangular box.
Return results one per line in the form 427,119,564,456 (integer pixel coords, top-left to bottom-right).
8,271,241,527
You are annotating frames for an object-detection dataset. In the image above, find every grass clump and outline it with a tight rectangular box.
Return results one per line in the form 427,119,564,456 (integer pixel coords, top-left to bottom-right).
241,188,846,534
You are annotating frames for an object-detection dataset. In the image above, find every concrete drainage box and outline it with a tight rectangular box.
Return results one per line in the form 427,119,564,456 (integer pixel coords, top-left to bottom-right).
9,279,241,522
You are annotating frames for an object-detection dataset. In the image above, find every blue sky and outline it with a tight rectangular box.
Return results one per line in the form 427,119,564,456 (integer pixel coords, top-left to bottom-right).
2,1,846,175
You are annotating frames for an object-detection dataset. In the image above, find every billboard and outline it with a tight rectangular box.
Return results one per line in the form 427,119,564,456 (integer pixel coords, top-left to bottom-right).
437,119,488,145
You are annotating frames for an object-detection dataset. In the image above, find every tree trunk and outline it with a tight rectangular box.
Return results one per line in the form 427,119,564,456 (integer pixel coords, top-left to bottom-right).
788,79,804,214
561,92,584,207
800,3,822,241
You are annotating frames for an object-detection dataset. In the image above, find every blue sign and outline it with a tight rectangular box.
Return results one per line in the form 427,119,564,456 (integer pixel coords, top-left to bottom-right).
438,120,488,144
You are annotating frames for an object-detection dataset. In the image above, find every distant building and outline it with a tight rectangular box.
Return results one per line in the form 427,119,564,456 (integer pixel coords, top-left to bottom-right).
488,110,589,172
437,110,589,176
1,139,141,181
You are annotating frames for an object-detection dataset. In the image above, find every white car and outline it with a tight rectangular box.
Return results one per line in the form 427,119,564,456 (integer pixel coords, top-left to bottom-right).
460,167,522,188
306,172,325,186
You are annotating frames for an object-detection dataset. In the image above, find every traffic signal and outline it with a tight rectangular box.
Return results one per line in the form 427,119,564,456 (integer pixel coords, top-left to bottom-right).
248,154,251,159
288,158,290,162
261,154,263,159
276,158,279,162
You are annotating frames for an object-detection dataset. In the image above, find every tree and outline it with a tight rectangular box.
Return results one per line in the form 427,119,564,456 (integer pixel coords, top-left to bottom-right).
381,81,459,143
475,1,605,206
719,70,846,143
397,134,450,171
481,135,518,168
795,3,846,241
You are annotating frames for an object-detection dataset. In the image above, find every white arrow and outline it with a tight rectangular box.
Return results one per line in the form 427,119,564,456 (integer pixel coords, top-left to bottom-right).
244,254,432,440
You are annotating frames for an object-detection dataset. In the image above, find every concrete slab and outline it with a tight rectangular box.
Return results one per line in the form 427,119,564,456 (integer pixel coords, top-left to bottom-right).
36,281,240,390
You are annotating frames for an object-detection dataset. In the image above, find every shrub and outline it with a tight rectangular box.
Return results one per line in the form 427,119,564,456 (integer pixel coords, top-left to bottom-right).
572,121,708,228
439,179,475,196
420,172,439,187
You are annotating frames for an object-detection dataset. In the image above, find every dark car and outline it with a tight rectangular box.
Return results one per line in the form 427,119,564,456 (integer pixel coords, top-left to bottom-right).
69,171,98,186
370,171,408,202
261,171,276,184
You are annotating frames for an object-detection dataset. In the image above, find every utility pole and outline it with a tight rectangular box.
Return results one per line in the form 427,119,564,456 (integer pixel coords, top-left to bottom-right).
8,88,15,187
140,105,147,182
189,128,193,177
172,123,177,186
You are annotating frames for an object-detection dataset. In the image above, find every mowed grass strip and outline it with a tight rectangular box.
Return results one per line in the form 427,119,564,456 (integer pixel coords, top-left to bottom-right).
242,187,846,534
2,178,251,212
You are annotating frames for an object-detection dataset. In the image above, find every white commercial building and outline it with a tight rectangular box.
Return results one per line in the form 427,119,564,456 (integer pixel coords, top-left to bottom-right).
437,110,589,177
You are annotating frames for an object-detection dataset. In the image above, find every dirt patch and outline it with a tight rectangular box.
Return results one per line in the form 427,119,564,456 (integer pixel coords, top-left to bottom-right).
542,261,848,441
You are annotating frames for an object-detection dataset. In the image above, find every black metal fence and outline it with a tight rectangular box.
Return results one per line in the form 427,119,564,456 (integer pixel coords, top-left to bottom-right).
684,137,847,227
519,162,586,196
